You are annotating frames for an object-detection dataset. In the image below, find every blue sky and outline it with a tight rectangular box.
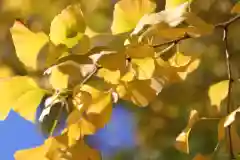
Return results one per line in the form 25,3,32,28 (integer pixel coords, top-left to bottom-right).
0,105,136,160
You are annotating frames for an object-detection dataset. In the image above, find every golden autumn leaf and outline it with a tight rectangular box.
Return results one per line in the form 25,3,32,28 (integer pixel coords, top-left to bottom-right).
67,117,96,146
169,52,191,68
131,57,155,80
14,133,100,160
208,80,229,110
177,58,200,80
125,44,155,58
48,60,95,90
132,2,189,35
111,0,156,34
231,2,240,14
184,12,214,35
165,0,191,9
0,64,15,78
218,107,240,141
10,21,49,71
97,68,121,84
49,4,86,48
116,79,162,107
175,110,199,153
0,76,45,122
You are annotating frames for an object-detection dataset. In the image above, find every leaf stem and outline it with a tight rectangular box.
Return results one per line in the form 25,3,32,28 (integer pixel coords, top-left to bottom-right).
49,102,65,137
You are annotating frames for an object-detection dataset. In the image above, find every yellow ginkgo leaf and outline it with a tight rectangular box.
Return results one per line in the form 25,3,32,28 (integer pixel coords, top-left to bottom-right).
111,0,156,34
86,92,113,129
117,79,162,107
97,68,121,84
14,144,49,160
177,58,200,80
169,52,191,68
50,4,86,48
125,44,155,58
132,57,155,80
0,64,15,78
231,2,240,14
67,117,96,146
208,80,229,110
165,0,191,9
175,110,199,153
0,76,45,122
10,21,49,71
48,60,95,90
79,80,113,129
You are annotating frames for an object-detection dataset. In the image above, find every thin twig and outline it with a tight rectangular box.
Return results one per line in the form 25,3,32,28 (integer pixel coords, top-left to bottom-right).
222,26,235,160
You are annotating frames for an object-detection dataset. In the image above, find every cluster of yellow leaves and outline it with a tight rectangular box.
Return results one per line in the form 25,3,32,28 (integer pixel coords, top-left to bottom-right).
0,0,232,159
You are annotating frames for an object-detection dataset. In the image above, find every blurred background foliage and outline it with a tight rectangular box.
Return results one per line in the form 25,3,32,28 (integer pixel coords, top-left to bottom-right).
1,0,240,159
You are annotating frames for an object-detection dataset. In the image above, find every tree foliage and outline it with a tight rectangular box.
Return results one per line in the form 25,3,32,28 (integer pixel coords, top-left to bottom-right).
1,0,240,159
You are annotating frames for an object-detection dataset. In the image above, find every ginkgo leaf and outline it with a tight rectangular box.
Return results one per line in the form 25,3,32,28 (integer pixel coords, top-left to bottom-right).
132,2,189,35
97,51,126,72
15,134,100,160
97,68,121,84
67,117,96,146
50,4,86,48
111,0,156,34
131,57,155,80
169,52,191,68
48,60,95,90
192,154,212,160
177,58,200,80
0,76,45,122
10,21,49,71
231,2,240,14
116,79,162,107
184,12,214,35
86,92,113,129
175,110,199,153
208,80,229,110
125,44,155,58
14,144,49,160
165,0,191,9
70,35,91,55
0,64,15,78
218,107,240,141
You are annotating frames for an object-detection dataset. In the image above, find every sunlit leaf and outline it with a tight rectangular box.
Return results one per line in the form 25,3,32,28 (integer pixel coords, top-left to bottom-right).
125,44,155,58
192,154,212,160
184,12,214,35
10,21,49,71
208,80,229,110
117,79,162,107
67,116,96,146
175,110,199,153
0,76,45,122
50,4,86,48
132,2,189,35
165,0,191,9
111,0,156,34
14,134,100,160
48,60,95,90
97,68,121,84
218,107,240,141
177,58,200,80
169,52,191,68
131,57,155,80
231,2,240,14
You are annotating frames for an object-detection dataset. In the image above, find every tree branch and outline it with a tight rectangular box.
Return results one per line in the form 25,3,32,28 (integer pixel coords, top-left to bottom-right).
222,26,235,160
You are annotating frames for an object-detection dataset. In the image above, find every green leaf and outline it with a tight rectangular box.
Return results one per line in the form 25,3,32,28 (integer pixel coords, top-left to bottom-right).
49,4,86,48
0,76,45,122
111,0,156,34
10,21,49,71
